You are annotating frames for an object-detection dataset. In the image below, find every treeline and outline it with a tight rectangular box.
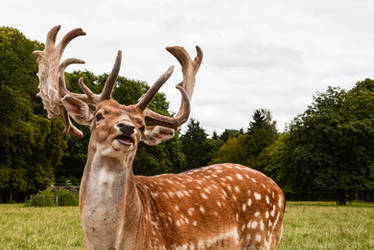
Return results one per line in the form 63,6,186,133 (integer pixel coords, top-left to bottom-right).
0,27,186,202
1,27,374,204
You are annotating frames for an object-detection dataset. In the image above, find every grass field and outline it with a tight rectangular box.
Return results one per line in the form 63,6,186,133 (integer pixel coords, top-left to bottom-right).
0,201,373,249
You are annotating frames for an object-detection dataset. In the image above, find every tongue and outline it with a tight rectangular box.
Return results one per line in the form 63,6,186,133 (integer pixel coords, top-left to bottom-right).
117,136,132,145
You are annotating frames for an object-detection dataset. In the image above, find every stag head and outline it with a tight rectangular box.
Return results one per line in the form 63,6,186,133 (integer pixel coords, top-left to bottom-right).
33,26,203,154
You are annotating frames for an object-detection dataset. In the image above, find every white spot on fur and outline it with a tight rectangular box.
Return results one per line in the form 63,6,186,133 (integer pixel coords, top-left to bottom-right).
236,173,243,180
268,220,273,227
201,193,208,199
254,211,260,217
242,204,246,212
266,195,270,204
227,176,233,181
151,192,159,198
251,178,257,183
176,191,184,198
234,186,240,193
251,221,258,229
199,206,205,213
188,208,195,216
247,198,252,206
193,221,198,226
195,228,239,248
265,211,269,219
260,220,265,230
255,234,262,242
278,196,283,208
254,192,261,200
217,201,222,208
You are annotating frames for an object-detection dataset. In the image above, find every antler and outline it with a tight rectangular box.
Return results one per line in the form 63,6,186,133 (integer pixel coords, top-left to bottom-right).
33,25,122,138
139,46,203,130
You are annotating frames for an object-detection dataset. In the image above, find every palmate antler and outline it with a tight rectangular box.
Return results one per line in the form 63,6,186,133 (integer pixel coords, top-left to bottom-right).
33,25,122,138
33,26,87,138
33,25,203,138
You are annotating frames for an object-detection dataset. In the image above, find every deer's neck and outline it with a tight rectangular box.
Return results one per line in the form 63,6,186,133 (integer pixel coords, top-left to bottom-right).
79,144,144,249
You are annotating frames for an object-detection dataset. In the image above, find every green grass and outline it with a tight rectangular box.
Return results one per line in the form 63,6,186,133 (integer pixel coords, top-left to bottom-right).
0,201,373,249
0,204,83,249
278,201,374,250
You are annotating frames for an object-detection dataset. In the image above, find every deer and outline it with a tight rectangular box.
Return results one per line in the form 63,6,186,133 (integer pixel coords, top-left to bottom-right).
33,25,285,250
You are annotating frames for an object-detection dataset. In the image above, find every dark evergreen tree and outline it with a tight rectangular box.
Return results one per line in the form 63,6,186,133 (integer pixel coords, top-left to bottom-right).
181,119,212,169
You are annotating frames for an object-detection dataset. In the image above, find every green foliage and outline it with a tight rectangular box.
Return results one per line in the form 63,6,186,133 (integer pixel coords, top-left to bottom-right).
219,129,243,142
24,186,79,207
280,83,374,201
212,109,278,169
210,134,249,165
181,119,217,169
0,27,67,199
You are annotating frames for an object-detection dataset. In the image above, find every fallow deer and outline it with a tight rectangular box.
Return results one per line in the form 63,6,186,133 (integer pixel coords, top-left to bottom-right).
33,25,285,250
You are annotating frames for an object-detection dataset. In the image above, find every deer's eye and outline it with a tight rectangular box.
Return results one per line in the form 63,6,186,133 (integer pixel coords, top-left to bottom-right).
139,126,145,132
96,113,103,121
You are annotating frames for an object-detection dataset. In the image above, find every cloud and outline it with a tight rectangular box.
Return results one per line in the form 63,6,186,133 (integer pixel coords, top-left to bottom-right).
3,0,374,135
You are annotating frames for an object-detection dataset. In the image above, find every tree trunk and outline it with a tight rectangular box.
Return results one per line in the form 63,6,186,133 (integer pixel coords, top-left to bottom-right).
336,189,346,205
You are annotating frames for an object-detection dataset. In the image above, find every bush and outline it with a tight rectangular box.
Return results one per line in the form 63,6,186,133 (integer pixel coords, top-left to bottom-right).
24,186,79,207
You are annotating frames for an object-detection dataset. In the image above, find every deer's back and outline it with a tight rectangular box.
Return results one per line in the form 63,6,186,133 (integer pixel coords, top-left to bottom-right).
136,163,285,250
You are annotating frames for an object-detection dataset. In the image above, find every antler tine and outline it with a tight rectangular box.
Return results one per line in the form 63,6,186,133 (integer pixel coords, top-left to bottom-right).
144,46,203,130
57,28,86,56
46,25,61,51
57,58,100,106
166,46,203,102
58,58,85,99
144,84,190,129
137,66,174,110
100,50,122,101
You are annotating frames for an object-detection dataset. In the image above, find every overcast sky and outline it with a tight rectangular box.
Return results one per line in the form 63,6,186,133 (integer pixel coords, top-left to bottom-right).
3,0,374,135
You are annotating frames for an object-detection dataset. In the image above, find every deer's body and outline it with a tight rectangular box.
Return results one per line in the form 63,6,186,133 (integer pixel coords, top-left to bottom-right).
81,147,285,250
34,26,285,250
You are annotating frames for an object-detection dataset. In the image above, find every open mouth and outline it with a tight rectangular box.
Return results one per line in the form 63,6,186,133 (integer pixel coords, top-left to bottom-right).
115,135,133,146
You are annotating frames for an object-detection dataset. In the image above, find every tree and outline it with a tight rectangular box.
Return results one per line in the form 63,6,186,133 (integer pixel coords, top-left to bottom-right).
219,129,243,142
256,132,292,192
211,109,278,169
284,84,374,204
245,109,278,170
210,134,249,165
0,27,66,201
181,119,213,169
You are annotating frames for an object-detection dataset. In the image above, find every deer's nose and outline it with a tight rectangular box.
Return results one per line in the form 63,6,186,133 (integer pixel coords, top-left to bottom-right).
116,123,135,135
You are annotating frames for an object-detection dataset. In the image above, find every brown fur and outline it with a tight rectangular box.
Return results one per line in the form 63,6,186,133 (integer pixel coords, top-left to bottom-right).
134,163,285,249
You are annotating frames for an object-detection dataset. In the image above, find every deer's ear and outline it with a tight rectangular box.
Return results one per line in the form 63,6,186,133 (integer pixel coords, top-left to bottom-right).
141,126,175,146
61,95,93,126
